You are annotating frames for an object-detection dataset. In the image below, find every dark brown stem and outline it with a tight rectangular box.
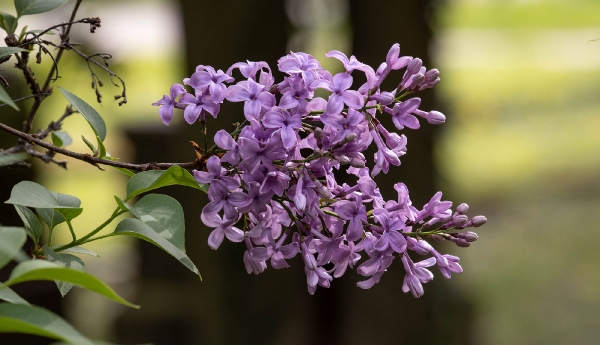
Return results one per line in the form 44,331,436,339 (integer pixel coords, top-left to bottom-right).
0,122,203,171
37,105,74,139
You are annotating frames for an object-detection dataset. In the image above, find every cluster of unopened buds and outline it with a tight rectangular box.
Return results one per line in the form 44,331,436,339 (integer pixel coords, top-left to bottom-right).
153,43,487,296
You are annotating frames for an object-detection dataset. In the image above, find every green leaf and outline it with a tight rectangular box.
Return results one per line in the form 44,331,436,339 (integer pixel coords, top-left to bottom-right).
15,0,69,17
0,303,94,345
114,218,200,277
81,135,97,155
0,227,26,270
5,181,77,209
0,47,26,60
43,246,85,296
58,87,106,141
51,131,72,147
96,135,106,158
57,246,99,258
0,284,29,305
0,12,18,34
0,152,31,167
5,260,139,309
126,166,206,201
0,85,18,111
13,205,42,244
117,194,186,252
37,192,82,231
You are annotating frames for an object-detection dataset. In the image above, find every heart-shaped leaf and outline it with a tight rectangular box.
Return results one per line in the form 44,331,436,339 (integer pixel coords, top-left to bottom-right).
57,246,99,257
0,47,25,60
14,205,42,244
5,260,138,308
126,166,206,201
0,284,29,305
116,194,186,252
113,218,200,277
5,182,78,209
0,12,18,34
0,84,18,111
15,0,69,17
59,87,106,141
0,227,26,270
0,303,94,345
36,192,82,231
43,246,85,296
51,131,72,147
0,152,31,166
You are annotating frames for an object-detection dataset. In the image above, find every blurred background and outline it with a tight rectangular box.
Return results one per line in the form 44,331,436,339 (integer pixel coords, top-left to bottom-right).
1,0,599,344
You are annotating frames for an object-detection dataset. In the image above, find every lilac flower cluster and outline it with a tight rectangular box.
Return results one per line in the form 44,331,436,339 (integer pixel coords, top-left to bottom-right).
153,44,486,297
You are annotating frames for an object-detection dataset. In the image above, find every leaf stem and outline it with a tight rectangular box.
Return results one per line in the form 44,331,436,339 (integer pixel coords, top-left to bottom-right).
54,207,126,252
66,219,76,242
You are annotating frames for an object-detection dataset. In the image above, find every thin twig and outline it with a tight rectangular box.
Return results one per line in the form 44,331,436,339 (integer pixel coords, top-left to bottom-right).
26,148,67,168
0,93,52,108
0,122,203,171
37,105,75,139
21,0,84,133
66,44,127,105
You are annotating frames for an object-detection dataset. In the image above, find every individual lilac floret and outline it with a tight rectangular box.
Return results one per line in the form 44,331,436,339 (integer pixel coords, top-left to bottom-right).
187,66,233,103
214,130,241,165
371,209,407,253
302,243,333,295
325,50,376,83
179,92,220,124
152,84,185,125
193,156,238,190
238,137,285,173
384,98,422,130
311,73,364,115
201,212,244,249
278,51,324,83
334,196,367,241
263,108,302,149
278,77,310,113
203,179,251,219
401,254,436,298
227,60,271,80
250,232,299,269
226,78,276,120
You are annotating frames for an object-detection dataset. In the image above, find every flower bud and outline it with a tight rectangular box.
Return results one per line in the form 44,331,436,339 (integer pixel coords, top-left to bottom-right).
451,231,478,242
456,203,469,215
430,234,444,242
370,91,394,105
462,231,478,242
452,215,469,228
313,179,332,199
411,73,424,87
426,111,446,125
350,157,366,169
335,155,350,165
471,216,487,227
424,69,440,83
452,238,471,248
344,132,357,143
314,127,324,142
413,239,431,255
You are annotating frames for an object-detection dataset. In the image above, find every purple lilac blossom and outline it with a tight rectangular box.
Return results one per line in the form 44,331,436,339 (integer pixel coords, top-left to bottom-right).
154,43,487,296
